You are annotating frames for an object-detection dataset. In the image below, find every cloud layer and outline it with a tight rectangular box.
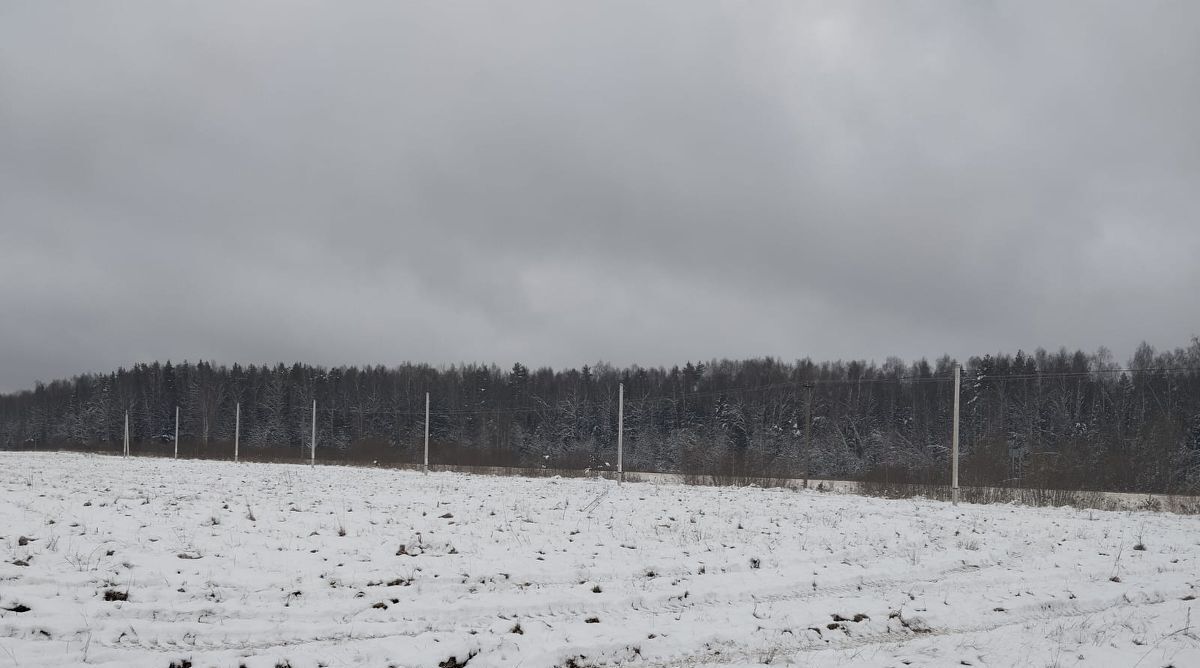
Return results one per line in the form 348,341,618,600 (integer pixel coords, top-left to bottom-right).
2,1,1199,390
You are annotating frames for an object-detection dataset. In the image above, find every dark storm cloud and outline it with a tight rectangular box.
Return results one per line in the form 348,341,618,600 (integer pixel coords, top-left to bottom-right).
2,1,1199,391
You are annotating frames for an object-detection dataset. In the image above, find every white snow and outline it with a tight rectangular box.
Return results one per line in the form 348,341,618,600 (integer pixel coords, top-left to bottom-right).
1,452,1197,667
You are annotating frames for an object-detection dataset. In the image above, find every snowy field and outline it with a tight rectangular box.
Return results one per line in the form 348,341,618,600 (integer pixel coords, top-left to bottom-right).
1,453,1198,668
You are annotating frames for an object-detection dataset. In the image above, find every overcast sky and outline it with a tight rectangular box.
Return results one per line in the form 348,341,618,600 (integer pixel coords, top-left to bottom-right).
2,2,1198,392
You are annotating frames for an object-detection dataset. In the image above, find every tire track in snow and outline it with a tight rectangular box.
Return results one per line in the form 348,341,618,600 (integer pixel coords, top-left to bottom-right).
581,590,1175,667
85,559,1003,655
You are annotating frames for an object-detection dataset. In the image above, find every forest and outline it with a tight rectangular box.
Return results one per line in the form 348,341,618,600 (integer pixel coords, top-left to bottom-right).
2,340,1199,495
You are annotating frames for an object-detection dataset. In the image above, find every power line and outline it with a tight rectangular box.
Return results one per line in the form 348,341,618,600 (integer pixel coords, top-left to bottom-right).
299,366,1200,419
17,366,1199,424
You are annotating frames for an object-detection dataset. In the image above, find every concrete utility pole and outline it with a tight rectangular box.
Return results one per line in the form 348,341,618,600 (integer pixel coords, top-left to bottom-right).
423,392,430,474
617,382,624,485
952,364,961,505
174,406,179,459
234,402,240,463
804,382,814,487
311,399,317,466
123,411,129,458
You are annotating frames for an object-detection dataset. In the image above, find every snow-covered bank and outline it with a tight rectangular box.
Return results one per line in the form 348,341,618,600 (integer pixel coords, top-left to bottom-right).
1,452,1197,667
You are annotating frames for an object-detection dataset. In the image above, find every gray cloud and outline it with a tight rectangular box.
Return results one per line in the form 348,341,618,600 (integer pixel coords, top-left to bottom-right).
2,1,1199,391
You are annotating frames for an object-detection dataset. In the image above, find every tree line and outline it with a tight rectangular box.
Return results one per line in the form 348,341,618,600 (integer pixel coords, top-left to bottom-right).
2,340,1199,494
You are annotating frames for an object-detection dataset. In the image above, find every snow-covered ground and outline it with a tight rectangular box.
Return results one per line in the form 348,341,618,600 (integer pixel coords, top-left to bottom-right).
1,452,1197,668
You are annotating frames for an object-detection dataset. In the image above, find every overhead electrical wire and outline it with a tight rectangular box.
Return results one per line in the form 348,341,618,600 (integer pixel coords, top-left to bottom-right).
323,366,1200,419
